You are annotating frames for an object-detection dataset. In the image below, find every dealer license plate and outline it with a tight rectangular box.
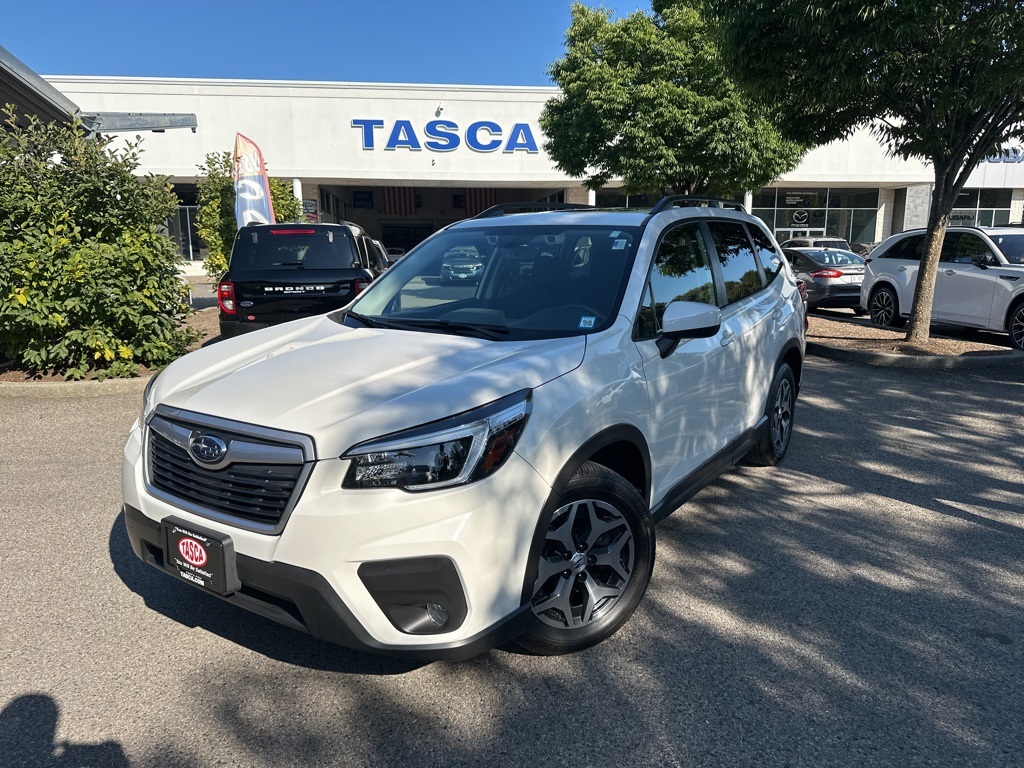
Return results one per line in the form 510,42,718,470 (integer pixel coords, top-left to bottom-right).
162,517,240,595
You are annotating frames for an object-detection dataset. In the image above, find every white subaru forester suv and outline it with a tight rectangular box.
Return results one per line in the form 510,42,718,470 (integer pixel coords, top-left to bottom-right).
122,198,806,659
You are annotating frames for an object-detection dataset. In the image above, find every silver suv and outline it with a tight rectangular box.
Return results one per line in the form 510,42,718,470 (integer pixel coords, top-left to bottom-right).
861,226,1024,349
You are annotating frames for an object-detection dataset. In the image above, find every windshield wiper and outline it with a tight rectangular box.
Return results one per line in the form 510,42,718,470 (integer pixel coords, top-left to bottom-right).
393,318,511,340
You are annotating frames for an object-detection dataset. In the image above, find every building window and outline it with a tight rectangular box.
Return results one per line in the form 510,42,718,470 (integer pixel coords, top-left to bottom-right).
755,187,880,245
952,188,1012,227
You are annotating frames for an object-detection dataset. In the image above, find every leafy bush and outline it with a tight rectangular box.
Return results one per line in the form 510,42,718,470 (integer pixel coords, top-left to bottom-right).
195,151,303,277
0,105,198,379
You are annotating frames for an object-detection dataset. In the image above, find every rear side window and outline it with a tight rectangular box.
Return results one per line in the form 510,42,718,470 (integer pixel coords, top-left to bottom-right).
748,224,784,282
229,230,357,271
880,235,924,261
707,221,764,303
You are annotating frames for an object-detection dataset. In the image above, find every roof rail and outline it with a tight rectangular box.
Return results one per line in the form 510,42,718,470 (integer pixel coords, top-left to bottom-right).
648,196,747,215
472,202,595,219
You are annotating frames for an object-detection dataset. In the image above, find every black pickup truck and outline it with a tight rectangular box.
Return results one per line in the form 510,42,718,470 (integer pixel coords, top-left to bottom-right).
217,223,387,339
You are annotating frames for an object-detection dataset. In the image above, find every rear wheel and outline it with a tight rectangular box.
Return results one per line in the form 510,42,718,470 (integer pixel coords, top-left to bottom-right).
746,363,796,467
1010,301,1024,351
515,462,655,656
869,285,906,328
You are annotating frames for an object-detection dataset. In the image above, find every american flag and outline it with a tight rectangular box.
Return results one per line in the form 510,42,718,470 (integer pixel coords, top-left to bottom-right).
466,188,497,217
383,187,416,217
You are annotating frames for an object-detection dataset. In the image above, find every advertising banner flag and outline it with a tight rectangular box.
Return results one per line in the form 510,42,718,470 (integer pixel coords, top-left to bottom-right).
232,133,276,228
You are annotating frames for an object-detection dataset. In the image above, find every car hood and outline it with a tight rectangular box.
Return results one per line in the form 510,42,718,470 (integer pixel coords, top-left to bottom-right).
151,315,585,457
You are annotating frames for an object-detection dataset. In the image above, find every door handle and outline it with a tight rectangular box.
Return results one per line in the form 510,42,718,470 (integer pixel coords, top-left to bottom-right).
897,266,907,272
944,270,956,276
720,332,736,347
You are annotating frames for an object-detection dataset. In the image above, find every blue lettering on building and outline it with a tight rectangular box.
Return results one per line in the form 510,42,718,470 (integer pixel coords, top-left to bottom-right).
386,120,422,151
352,119,539,154
424,120,461,152
985,147,1024,164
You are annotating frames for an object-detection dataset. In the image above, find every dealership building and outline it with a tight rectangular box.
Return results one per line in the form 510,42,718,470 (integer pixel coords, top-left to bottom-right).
44,75,1024,259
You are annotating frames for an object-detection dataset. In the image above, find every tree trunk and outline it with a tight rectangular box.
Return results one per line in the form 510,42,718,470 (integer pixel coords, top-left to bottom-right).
904,167,956,344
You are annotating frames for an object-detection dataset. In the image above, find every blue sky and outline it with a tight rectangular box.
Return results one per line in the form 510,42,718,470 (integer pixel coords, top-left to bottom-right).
5,1,649,85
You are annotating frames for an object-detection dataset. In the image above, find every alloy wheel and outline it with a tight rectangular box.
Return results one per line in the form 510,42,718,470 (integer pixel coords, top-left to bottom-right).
870,289,894,326
1011,305,1024,351
772,377,794,455
530,499,635,629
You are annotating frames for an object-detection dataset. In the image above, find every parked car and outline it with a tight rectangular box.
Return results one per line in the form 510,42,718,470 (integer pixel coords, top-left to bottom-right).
123,197,805,659
861,226,1024,349
439,245,487,283
216,222,378,339
779,235,852,250
784,247,867,313
384,246,406,267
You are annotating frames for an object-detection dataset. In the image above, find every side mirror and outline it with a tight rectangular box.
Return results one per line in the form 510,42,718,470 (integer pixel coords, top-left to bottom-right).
657,301,722,358
970,254,989,269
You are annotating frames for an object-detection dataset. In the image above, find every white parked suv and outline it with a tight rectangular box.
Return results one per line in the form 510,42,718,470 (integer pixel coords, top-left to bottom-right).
861,226,1024,349
122,198,806,659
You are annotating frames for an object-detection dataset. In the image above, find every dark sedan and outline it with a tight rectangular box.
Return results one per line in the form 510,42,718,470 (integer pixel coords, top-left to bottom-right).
783,247,867,313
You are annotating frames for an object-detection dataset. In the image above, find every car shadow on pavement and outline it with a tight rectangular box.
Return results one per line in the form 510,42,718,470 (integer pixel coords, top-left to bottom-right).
0,695,130,767
107,510,425,677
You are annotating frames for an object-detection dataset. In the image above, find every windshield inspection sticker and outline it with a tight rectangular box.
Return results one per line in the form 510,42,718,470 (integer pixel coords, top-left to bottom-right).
612,239,628,250
579,316,597,329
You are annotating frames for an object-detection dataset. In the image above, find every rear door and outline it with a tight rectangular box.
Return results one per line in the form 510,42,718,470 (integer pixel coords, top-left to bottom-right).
871,234,925,316
228,227,370,325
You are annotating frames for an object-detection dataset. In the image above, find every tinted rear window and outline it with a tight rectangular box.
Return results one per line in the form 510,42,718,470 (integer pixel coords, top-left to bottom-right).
230,230,357,270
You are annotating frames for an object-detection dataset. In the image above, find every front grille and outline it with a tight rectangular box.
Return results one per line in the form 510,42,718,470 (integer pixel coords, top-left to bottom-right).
144,407,315,532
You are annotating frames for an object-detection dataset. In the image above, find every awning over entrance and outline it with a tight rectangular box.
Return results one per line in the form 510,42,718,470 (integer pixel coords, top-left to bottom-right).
0,43,79,126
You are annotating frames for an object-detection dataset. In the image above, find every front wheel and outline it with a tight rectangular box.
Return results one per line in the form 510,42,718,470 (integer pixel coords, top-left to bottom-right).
1009,302,1024,351
745,363,796,467
515,462,655,656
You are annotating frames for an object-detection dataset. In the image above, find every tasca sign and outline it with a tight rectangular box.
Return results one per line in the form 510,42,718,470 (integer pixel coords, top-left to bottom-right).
351,119,539,153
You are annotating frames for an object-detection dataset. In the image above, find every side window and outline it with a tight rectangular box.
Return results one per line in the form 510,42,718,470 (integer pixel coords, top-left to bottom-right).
882,235,924,261
748,224,783,282
707,221,765,304
939,233,963,263
956,234,996,265
639,222,716,337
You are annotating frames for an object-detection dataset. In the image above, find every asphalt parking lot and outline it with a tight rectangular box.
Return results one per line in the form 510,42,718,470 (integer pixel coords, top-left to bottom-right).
2,357,1023,767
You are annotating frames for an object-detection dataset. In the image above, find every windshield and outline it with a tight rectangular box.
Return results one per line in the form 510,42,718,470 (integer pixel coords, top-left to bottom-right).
992,234,1024,264
812,239,851,249
337,224,642,340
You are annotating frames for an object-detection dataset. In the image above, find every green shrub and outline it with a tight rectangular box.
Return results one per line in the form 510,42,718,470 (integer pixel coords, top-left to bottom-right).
195,151,303,278
0,105,198,379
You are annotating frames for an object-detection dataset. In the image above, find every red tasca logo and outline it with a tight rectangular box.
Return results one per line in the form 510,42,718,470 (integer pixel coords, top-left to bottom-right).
178,537,208,567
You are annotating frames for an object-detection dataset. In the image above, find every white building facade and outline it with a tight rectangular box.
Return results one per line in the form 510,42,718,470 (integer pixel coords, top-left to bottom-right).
47,76,1024,259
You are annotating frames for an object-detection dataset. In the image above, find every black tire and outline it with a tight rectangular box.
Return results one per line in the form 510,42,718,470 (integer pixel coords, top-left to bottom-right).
1009,301,1024,351
868,285,906,328
515,462,655,655
745,363,796,467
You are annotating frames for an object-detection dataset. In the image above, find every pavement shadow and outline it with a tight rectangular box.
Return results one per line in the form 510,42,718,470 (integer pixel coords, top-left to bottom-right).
107,510,425,677
188,360,1024,766
0,695,129,767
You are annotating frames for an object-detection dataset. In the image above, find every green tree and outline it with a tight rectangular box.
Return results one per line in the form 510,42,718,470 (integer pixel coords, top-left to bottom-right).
704,0,1024,343
540,2,804,197
0,105,197,379
195,151,302,277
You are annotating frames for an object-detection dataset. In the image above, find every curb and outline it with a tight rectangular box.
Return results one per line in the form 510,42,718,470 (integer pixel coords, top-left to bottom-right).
0,375,152,398
806,341,1024,369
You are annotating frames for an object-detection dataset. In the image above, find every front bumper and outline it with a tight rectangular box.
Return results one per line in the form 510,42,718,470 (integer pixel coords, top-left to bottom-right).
122,419,550,659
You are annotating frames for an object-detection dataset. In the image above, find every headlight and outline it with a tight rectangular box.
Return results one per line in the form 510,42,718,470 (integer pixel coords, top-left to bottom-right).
140,370,162,425
342,390,532,491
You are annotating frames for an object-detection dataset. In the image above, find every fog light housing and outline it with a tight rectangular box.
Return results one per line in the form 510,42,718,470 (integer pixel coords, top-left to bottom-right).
426,602,449,627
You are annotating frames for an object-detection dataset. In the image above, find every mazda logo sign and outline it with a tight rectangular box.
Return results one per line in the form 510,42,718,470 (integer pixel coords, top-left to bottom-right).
188,434,228,465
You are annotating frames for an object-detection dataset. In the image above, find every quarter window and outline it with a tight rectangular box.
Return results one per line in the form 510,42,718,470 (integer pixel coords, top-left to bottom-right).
881,235,925,261
707,221,764,304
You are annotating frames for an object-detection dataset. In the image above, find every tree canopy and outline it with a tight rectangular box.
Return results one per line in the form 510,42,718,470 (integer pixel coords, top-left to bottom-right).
540,2,804,197
704,0,1024,341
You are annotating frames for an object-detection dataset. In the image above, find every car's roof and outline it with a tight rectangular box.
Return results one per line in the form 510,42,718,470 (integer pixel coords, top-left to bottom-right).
238,221,365,236
446,205,758,231
787,247,860,255
890,225,1024,238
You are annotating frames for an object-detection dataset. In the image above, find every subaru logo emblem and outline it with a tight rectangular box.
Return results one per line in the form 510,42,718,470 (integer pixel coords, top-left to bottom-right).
188,434,228,465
